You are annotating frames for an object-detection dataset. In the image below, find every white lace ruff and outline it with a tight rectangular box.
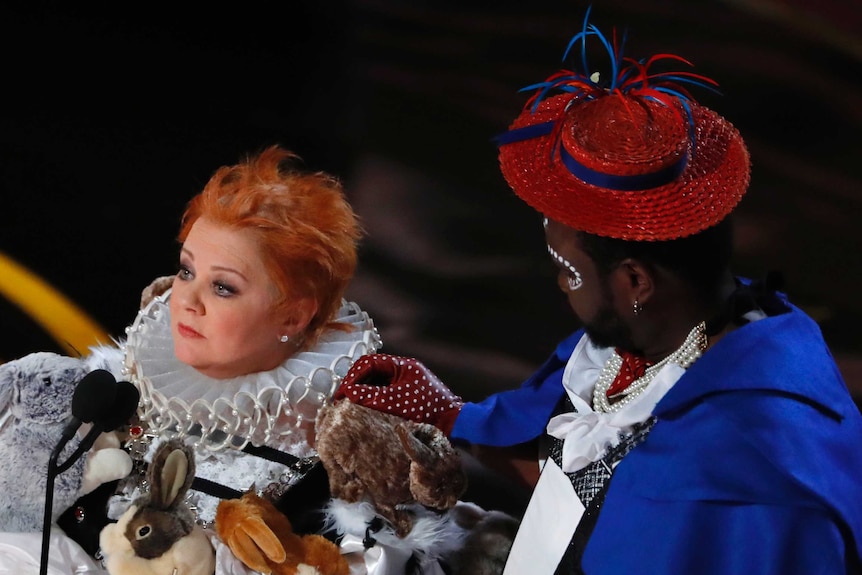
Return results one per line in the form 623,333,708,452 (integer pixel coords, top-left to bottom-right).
122,291,381,456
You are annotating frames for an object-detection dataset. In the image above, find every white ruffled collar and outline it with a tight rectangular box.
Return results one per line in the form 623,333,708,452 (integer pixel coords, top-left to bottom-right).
547,335,685,473
123,290,381,455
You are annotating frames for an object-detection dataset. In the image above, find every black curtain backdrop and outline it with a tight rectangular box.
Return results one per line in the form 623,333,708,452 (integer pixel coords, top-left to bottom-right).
1,1,859,402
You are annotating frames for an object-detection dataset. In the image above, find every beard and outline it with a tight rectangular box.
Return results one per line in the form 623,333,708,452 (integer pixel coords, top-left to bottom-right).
583,302,637,353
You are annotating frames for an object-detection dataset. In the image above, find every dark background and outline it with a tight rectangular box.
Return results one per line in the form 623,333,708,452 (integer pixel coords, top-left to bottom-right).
1,1,860,403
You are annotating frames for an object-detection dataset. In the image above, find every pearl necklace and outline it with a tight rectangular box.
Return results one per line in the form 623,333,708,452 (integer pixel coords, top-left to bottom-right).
592,321,708,414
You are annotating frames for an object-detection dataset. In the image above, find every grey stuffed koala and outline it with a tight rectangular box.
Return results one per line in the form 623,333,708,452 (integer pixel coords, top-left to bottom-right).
0,352,132,532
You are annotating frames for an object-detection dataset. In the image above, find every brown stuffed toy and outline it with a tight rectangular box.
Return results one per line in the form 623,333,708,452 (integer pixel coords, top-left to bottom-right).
139,275,175,309
315,399,467,538
215,490,349,575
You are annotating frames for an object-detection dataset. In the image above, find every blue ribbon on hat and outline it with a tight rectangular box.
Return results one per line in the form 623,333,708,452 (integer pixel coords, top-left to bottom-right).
495,121,689,192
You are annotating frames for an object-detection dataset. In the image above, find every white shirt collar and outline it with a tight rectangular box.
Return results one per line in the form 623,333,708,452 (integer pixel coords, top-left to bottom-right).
548,334,685,472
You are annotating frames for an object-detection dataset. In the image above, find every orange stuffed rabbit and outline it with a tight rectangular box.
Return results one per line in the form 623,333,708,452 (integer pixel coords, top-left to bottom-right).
215,490,348,575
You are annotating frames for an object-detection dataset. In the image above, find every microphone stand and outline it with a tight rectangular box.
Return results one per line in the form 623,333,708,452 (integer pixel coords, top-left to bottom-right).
54,425,102,475
40,439,68,575
39,369,125,575
38,375,138,574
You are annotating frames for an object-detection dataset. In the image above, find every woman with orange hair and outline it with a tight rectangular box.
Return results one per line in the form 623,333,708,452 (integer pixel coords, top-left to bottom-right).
76,145,382,574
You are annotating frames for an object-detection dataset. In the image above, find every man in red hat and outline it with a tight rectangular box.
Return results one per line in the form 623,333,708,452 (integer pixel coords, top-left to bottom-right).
335,14,862,574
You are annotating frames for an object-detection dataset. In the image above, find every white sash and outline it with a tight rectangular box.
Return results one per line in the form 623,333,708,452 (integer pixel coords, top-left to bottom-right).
502,458,584,574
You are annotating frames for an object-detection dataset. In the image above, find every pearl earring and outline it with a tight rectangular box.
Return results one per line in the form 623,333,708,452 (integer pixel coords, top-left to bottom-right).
633,299,642,316
280,335,289,343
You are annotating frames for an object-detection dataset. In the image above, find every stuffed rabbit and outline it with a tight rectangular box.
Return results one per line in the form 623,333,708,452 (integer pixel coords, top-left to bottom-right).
315,399,467,537
0,352,132,532
216,489,349,575
99,438,215,575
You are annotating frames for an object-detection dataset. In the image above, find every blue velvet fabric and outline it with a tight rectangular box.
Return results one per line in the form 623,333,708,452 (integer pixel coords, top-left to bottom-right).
451,329,579,446
451,297,862,573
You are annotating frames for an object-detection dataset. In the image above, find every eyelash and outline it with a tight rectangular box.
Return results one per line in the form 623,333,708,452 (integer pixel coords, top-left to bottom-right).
177,264,192,281
176,264,237,297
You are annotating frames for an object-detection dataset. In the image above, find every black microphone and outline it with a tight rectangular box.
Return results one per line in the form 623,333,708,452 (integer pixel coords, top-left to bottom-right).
57,370,118,448
40,369,118,575
55,380,140,474
99,380,141,431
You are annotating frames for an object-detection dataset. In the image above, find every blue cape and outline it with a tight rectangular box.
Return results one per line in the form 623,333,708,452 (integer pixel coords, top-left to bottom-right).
452,301,862,573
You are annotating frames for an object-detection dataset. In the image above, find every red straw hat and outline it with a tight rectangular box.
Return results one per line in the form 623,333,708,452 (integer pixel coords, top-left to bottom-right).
496,13,750,241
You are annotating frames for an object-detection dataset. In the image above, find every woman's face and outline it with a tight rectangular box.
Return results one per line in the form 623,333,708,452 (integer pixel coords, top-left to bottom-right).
169,217,291,379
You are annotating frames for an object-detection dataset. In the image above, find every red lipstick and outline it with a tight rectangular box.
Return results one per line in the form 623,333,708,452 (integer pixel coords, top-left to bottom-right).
177,323,203,339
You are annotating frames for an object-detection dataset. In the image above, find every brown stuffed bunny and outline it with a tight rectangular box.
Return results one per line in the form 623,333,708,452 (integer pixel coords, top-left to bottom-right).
99,438,215,575
314,399,467,538
139,275,175,309
215,489,349,575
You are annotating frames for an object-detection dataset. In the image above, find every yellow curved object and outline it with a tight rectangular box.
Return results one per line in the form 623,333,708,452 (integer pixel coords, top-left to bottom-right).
0,251,110,356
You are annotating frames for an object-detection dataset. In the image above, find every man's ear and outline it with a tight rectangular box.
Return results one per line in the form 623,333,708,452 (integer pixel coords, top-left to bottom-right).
280,297,319,337
614,258,654,306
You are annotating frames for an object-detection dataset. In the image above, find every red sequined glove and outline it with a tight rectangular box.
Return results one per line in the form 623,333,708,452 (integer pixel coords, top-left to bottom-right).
334,353,464,436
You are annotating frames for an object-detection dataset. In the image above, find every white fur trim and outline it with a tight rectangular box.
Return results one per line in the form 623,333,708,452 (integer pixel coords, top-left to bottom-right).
322,499,469,562
84,341,127,380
